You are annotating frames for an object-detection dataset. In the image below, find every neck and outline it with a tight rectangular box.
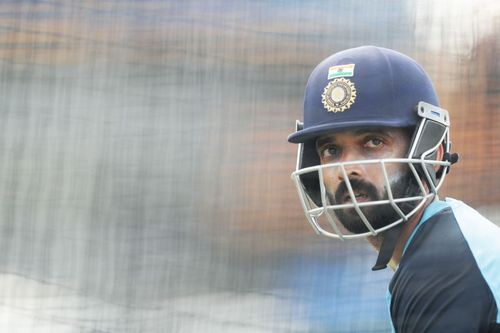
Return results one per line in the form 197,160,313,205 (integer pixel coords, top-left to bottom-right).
367,200,430,271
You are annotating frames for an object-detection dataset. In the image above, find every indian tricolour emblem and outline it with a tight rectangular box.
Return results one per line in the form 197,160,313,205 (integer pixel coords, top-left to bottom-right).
328,64,355,80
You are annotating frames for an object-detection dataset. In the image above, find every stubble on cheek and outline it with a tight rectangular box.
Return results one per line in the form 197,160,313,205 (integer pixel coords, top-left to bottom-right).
325,169,418,234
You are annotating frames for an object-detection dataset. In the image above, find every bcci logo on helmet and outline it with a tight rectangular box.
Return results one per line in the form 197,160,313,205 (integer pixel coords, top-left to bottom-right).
321,78,357,113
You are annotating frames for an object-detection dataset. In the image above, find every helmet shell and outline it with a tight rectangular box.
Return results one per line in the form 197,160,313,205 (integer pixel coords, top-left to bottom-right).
288,46,439,144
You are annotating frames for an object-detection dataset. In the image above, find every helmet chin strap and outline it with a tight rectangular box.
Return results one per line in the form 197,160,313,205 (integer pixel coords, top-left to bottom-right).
371,224,403,271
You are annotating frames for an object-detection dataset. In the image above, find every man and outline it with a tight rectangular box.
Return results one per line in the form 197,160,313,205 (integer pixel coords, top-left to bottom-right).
288,46,500,332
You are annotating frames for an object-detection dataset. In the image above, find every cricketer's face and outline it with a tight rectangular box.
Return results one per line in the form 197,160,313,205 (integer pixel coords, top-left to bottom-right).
316,127,420,234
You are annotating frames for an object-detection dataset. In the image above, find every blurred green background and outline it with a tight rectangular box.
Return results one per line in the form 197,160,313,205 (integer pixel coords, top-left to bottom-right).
0,1,498,332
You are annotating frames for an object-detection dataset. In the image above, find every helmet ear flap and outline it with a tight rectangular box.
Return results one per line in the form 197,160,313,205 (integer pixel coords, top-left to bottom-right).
294,120,323,207
409,121,445,186
297,139,323,207
408,102,451,188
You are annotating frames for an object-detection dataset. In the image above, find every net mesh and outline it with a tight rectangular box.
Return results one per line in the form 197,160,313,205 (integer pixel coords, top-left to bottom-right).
0,0,498,331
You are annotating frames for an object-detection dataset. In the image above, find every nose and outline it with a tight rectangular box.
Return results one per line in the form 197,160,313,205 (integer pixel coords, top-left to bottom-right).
337,164,364,182
336,149,365,181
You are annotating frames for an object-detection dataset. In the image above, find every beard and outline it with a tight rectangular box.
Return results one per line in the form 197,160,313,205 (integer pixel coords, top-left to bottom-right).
329,171,423,234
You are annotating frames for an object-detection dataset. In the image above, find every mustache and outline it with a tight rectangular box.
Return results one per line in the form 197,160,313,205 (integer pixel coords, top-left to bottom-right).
334,178,379,204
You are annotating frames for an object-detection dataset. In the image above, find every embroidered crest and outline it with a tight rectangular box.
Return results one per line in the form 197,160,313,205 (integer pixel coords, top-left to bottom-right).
321,78,357,113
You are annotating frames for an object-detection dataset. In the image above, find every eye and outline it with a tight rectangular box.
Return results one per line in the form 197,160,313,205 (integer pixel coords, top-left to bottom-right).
364,137,384,149
318,144,340,160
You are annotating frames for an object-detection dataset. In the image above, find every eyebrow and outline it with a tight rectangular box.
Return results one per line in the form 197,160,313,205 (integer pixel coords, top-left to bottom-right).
316,128,391,148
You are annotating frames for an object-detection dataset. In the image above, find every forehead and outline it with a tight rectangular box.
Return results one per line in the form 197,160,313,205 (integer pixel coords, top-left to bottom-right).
316,127,410,145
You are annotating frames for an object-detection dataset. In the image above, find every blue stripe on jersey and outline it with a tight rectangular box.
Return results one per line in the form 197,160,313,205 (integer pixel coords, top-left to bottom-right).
386,289,396,333
387,198,500,328
448,198,500,323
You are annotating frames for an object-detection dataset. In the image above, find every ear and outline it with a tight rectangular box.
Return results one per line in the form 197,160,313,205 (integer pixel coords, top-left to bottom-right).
434,144,444,172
